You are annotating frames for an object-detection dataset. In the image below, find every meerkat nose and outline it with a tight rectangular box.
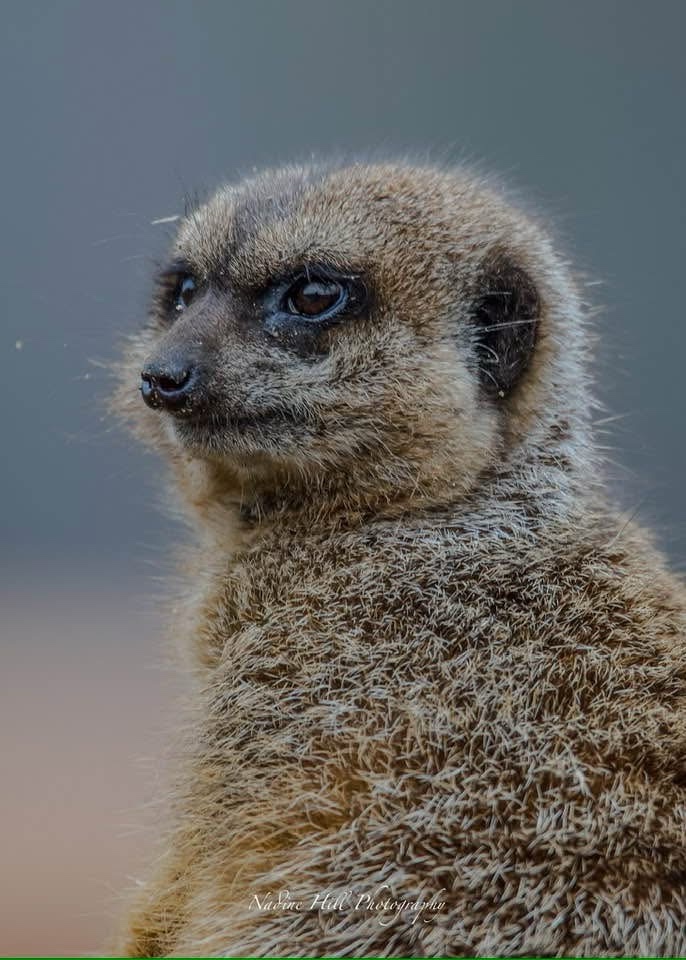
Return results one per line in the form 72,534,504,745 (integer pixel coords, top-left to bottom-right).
140,358,196,412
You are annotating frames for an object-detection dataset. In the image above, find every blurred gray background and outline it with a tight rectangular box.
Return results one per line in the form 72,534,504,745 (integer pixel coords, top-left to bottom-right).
1,1,684,955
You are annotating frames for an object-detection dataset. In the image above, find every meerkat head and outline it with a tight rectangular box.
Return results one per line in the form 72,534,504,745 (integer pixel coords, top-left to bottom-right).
117,161,590,524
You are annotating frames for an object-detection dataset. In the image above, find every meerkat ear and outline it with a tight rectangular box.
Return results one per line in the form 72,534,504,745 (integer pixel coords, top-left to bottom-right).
470,254,540,399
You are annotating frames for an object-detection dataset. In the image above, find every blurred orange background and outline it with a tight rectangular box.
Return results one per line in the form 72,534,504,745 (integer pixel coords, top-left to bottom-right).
1,567,177,956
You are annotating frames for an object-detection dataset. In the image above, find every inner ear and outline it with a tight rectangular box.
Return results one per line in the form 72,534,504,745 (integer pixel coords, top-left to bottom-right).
470,254,540,399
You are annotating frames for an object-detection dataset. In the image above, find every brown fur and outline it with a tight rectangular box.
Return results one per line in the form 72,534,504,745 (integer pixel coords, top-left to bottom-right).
110,161,686,957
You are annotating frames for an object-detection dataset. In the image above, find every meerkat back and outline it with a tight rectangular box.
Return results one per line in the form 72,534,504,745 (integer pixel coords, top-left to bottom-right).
112,161,686,958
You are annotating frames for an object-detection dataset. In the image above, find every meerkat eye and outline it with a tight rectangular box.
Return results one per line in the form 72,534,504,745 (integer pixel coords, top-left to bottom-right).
285,277,346,319
174,275,197,312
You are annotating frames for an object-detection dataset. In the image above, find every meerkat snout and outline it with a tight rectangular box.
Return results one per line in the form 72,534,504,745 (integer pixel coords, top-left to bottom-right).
140,358,196,412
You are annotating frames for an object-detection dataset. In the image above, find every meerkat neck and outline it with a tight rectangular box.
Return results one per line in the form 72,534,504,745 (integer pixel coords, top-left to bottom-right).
174,408,595,551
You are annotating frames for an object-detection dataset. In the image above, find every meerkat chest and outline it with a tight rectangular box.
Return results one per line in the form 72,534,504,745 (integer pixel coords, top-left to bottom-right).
178,518,686,842
189,523,547,714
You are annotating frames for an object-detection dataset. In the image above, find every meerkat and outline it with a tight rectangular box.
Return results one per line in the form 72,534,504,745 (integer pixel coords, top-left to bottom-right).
112,160,686,958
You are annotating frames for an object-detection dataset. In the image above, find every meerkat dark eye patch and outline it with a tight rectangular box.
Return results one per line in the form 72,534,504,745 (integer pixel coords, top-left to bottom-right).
152,259,200,323
470,256,540,399
261,267,368,358
175,276,197,311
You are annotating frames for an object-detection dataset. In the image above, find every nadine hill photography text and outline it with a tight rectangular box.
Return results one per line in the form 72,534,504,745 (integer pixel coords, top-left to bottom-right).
249,886,447,927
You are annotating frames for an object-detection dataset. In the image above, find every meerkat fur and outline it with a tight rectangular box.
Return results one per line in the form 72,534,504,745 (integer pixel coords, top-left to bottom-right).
111,160,686,958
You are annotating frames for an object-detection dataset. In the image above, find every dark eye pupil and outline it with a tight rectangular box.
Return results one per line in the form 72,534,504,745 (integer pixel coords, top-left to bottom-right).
176,276,196,310
288,279,342,317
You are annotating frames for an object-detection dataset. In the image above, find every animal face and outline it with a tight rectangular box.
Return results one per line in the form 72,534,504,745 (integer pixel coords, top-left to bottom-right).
119,163,554,500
